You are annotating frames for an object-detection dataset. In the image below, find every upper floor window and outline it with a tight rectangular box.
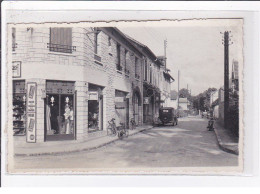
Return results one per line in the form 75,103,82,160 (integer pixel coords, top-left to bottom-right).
150,65,152,84
108,37,112,47
48,28,75,54
12,28,17,52
94,30,101,55
124,50,129,75
116,44,122,71
144,60,148,81
135,57,140,79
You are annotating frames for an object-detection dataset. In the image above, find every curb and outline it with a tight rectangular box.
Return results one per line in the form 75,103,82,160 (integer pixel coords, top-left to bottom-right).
15,127,153,157
213,128,238,155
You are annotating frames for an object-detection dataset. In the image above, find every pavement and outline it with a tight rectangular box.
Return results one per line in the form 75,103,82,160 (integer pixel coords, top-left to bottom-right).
213,120,239,155
14,117,238,170
14,125,153,156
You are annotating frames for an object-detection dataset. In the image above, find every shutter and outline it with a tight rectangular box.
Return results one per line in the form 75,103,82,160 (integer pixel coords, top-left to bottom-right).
12,28,16,48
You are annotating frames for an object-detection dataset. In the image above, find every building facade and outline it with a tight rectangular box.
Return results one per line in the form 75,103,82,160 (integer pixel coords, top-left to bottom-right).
12,26,144,143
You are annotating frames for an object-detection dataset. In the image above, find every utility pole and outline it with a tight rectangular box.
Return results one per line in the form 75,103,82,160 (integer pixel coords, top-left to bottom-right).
177,70,180,111
221,31,233,128
164,39,167,71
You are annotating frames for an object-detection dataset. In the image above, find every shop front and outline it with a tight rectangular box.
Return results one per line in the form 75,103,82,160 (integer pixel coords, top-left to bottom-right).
44,80,76,141
115,90,129,128
132,86,142,125
143,84,155,124
88,83,104,132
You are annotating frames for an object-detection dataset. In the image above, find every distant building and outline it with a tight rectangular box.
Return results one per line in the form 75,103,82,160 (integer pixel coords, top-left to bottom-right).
179,97,188,110
168,90,178,109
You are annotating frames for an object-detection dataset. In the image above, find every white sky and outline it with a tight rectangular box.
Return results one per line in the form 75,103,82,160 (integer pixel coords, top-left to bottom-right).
118,19,243,95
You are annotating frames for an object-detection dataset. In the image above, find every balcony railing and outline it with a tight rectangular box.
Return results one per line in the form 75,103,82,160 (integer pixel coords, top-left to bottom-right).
47,43,76,54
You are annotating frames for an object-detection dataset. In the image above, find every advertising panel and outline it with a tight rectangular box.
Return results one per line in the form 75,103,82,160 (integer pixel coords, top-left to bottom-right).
26,82,37,143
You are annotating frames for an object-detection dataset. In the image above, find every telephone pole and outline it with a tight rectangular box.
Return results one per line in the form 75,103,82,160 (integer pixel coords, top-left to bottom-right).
221,31,233,128
177,70,180,111
164,39,167,70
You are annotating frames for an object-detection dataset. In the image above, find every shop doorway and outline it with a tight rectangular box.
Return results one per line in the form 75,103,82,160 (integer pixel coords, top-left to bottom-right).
44,81,76,141
115,90,129,128
133,88,141,125
88,84,104,132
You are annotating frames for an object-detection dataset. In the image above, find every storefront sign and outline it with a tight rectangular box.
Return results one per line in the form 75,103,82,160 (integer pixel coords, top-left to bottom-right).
89,91,98,100
26,82,37,143
144,97,150,104
115,97,124,102
12,61,21,78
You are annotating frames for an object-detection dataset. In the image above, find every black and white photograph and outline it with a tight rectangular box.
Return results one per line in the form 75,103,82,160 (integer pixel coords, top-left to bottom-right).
4,18,244,174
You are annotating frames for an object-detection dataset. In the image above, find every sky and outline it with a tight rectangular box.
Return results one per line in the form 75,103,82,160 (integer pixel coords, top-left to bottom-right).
118,19,243,95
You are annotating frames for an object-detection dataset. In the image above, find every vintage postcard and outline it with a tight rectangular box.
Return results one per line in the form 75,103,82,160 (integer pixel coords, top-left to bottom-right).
5,18,243,174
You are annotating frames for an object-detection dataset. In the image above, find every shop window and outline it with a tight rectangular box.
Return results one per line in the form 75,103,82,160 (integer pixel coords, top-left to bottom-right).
45,81,76,141
13,80,26,136
88,84,103,132
115,90,129,129
12,28,17,52
48,28,76,54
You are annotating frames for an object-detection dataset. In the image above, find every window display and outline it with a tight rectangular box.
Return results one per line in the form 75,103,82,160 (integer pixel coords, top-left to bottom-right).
88,84,103,132
45,81,76,141
13,80,26,136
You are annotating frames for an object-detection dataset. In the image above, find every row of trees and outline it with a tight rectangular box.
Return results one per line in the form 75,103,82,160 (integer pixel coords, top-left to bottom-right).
178,87,217,112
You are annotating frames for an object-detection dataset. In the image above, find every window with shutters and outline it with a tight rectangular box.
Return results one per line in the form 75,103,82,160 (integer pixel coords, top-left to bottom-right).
116,44,122,71
12,28,17,52
47,28,75,54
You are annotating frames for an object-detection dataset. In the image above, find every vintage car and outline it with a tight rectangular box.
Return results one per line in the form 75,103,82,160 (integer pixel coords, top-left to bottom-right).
154,107,178,126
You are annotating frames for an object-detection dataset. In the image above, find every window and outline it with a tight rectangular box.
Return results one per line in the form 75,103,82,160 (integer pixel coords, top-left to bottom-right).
94,30,100,55
150,65,152,84
124,50,129,74
108,37,111,47
135,57,140,79
12,28,17,51
144,60,148,81
48,28,75,53
116,44,122,71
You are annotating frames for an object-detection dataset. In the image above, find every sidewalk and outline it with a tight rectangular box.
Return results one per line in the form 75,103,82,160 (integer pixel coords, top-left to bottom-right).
14,125,153,156
213,121,239,155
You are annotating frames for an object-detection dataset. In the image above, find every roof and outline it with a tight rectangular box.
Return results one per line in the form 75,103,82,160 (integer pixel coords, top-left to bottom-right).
170,90,178,100
124,34,164,67
179,98,188,103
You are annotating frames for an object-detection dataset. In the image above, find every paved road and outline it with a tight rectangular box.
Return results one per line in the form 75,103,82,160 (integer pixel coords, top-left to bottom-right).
14,116,238,169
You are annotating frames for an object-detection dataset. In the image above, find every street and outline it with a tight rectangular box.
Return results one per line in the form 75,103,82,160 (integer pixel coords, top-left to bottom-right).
14,116,238,169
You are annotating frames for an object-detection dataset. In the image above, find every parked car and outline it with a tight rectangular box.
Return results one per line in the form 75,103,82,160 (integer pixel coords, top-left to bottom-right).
154,107,178,126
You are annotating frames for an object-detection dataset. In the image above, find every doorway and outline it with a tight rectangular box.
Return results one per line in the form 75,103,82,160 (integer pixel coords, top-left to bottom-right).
44,81,76,141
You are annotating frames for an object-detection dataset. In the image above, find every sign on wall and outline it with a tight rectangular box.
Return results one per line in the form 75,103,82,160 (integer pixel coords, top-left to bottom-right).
89,91,98,100
12,61,21,78
26,82,37,143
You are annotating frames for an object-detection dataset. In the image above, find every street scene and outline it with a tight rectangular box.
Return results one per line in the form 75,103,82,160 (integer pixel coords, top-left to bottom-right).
14,116,237,169
9,19,242,172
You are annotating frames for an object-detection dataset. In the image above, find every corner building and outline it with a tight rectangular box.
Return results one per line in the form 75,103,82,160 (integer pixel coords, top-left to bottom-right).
11,26,144,144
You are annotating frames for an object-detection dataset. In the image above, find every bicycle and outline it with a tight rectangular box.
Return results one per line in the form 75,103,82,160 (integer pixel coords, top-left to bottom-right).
107,118,117,136
117,122,129,140
130,118,136,130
